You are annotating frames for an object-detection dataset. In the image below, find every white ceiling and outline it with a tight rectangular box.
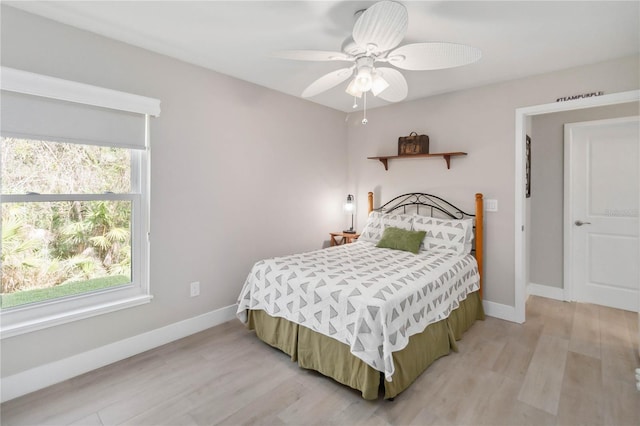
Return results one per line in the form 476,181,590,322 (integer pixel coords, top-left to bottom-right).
6,1,640,113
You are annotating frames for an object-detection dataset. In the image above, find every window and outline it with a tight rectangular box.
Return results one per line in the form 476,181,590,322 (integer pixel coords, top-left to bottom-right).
2,139,135,307
0,67,160,338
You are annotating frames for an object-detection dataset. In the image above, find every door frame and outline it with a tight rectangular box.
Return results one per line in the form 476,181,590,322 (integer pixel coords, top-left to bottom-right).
563,116,639,305
514,90,639,323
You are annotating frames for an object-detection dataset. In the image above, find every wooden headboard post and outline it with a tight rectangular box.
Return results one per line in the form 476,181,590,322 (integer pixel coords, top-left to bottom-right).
475,193,484,300
367,192,374,214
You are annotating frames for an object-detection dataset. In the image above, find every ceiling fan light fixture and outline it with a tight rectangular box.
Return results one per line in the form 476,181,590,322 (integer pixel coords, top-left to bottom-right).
345,78,363,97
370,71,389,96
354,66,373,92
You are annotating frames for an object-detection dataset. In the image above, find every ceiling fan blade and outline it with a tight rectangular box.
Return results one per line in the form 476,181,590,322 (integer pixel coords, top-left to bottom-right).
387,42,482,71
374,67,408,102
271,50,353,62
352,1,408,53
302,67,355,98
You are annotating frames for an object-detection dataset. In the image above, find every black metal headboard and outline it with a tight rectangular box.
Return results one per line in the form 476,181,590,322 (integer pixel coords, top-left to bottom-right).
374,193,474,219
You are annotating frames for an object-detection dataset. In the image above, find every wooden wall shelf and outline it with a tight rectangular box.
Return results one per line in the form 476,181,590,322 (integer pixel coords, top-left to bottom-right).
367,152,467,170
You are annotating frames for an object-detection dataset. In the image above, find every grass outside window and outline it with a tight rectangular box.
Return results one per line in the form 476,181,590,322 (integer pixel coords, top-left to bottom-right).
1,275,130,309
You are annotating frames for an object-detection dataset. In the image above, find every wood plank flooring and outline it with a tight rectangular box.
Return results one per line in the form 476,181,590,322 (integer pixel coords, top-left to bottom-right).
1,296,638,425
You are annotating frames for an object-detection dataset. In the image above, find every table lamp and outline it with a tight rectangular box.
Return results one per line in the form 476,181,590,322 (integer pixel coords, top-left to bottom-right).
344,194,356,234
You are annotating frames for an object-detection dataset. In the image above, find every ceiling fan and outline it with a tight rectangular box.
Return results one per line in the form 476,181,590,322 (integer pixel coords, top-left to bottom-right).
274,0,481,106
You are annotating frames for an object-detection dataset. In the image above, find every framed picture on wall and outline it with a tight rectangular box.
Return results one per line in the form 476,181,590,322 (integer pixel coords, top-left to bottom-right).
525,135,531,198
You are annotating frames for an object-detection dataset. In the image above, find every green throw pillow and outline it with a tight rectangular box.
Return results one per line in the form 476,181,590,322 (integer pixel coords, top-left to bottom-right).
376,227,426,254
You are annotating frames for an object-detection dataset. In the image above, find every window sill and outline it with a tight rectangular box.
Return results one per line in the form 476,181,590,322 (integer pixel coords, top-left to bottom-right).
1,289,152,339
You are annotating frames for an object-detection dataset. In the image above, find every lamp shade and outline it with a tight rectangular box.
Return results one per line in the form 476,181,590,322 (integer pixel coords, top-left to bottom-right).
353,67,373,92
344,194,355,212
370,71,389,96
345,79,363,98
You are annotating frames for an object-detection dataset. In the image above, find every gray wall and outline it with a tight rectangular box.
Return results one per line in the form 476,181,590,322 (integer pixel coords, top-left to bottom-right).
346,55,640,306
529,103,640,288
0,6,347,377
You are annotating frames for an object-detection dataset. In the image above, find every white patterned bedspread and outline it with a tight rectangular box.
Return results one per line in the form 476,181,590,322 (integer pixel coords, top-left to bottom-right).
236,241,480,381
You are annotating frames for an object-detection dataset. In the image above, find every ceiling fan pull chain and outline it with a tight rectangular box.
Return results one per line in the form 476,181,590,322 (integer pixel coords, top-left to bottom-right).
353,96,358,109
362,92,368,124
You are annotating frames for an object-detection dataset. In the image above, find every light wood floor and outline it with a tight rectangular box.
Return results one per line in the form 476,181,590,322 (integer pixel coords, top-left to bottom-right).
2,296,639,426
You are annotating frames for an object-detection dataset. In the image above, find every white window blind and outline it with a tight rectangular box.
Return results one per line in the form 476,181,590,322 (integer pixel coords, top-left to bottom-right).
0,66,159,149
1,91,146,149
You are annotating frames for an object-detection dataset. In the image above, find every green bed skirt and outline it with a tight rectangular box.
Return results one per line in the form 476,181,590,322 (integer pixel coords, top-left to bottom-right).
246,291,484,400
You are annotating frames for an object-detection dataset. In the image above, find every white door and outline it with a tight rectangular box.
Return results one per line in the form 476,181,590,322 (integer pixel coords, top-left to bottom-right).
565,116,639,312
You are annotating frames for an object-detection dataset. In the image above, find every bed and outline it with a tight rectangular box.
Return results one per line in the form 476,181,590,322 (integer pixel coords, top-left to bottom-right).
236,192,485,399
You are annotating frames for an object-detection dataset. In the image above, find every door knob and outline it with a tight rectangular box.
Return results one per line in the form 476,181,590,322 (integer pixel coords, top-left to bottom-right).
575,220,591,226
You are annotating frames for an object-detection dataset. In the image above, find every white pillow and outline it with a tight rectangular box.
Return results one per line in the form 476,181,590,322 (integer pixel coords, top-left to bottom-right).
411,216,474,255
359,211,414,243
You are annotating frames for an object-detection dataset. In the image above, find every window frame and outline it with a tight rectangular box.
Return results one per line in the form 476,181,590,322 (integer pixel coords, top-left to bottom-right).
0,68,159,338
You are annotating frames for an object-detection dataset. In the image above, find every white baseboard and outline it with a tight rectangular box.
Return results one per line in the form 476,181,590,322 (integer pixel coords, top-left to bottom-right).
527,282,566,301
1,304,238,403
482,300,518,322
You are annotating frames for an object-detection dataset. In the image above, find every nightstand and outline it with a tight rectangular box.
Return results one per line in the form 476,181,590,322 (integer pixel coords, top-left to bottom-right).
330,232,360,246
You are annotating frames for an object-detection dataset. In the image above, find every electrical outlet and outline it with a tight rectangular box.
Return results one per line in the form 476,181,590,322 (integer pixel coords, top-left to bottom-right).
485,199,498,212
190,281,200,297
